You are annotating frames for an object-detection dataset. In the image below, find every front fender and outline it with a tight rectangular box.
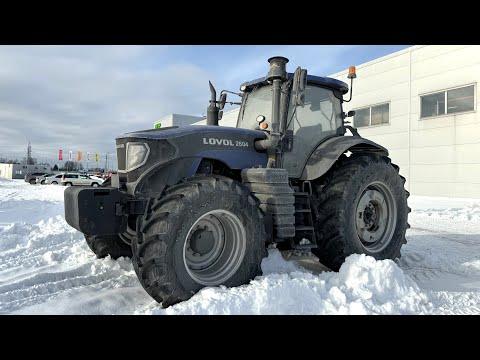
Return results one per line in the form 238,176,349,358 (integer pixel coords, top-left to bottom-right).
300,136,388,180
133,149,267,196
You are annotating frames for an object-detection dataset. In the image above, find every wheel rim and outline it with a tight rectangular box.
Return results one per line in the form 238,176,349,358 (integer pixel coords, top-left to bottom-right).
355,181,397,253
92,183,98,187
183,210,246,286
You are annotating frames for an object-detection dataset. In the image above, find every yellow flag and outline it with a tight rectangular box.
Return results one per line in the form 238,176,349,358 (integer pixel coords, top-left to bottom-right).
95,152,98,162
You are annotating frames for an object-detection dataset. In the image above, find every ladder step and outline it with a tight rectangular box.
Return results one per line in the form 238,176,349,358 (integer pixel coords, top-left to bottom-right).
296,225,314,231
295,209,311,213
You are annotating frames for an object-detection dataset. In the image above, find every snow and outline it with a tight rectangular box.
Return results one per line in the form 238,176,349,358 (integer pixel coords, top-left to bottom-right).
1,178,480,314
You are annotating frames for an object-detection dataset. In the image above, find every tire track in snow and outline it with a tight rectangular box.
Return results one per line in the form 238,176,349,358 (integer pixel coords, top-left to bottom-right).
0,256,137,313
0,217,83,272
399,227,480,288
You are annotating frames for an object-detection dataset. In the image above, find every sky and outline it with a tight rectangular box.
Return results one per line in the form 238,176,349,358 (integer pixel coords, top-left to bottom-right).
0,45,410,168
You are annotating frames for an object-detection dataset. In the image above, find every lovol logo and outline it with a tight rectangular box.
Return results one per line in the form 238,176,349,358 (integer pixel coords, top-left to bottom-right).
203,137,235,146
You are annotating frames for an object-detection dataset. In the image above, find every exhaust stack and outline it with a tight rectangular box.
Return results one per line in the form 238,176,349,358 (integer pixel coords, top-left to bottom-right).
206,81,219,126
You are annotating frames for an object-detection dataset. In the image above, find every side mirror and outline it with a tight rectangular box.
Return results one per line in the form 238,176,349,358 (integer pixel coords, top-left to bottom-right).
218,110,223,120
299,69,307,91
218,93,227,110
292,67,301,94
292,67,307,107
347,110,355,117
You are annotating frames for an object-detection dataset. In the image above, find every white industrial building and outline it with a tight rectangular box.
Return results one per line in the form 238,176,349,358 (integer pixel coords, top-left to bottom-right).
160,45,480,198
154,113,204,128
0,163,52,179
331,45,480,198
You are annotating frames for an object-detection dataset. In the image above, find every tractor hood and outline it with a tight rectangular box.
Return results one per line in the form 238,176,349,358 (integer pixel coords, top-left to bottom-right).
115,125,268,193
116,125,266,141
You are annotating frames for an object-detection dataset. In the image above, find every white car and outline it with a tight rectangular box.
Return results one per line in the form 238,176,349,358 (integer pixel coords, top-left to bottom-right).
45,173,64,185
88,175,105,183
61,173,104,187
35,173,56,185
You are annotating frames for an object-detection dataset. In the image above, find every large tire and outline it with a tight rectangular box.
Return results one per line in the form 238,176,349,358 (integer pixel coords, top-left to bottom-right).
311,153,410,271
132,175,267,307
85,234,133,259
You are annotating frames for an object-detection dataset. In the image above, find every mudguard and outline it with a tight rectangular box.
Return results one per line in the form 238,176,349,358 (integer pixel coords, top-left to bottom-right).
300,136,388,180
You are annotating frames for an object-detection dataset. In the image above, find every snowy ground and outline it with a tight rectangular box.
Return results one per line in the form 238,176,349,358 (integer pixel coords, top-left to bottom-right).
1,177,479,315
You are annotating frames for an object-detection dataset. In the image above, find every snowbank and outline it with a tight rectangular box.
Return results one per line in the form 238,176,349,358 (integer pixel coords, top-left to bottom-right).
138,250,431,315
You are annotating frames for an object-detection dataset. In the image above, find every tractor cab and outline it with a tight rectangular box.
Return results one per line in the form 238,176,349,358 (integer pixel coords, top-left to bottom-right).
236,72,350,178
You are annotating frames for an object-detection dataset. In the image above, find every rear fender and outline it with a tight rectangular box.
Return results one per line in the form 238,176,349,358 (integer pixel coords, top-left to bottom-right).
300,136,388,180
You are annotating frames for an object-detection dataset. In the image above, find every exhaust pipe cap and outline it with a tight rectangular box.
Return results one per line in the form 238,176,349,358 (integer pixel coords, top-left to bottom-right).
266,56,289,82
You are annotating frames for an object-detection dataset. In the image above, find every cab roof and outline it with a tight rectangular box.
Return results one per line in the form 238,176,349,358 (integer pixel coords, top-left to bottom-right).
240,73,349,94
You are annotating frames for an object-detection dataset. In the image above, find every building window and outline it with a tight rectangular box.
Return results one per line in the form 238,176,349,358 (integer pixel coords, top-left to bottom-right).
15,170,22,175
353,103,390,128
421,84,475,118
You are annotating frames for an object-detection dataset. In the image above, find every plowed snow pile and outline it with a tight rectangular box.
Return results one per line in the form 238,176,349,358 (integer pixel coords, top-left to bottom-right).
1,178,479,314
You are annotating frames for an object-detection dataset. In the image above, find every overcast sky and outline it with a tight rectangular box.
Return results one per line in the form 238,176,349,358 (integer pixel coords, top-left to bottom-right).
0,45,409,167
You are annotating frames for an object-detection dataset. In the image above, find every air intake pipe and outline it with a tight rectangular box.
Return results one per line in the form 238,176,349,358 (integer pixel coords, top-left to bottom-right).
255,56,289,166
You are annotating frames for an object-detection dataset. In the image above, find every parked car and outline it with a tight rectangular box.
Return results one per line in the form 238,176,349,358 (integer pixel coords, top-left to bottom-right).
36,173,56,185
24,172,49,185
88,175,104,183
61,173,104,187
45,173,64,185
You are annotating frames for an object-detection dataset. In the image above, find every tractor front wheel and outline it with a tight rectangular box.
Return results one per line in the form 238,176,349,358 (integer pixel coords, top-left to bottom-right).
85,234,133,259
132,175,267,307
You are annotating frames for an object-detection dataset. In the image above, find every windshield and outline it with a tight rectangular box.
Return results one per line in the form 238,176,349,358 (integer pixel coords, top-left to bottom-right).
237,86,272,130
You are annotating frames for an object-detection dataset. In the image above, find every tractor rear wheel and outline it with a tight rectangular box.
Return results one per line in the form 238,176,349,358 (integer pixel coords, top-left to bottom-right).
311,153,410,271
132,175,267,307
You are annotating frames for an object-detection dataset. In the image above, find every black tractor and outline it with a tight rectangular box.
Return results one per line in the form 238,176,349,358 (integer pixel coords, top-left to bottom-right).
64,57,409,307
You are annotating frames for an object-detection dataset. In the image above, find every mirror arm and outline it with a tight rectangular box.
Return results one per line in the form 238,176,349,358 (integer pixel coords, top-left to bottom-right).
343,77,354,103
220,89,243,97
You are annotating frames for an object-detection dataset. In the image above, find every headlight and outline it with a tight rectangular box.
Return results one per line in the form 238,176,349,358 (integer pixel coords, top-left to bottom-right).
126,142,150,171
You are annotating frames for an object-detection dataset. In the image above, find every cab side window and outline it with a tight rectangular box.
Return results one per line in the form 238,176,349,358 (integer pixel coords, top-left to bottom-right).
292,85,341,134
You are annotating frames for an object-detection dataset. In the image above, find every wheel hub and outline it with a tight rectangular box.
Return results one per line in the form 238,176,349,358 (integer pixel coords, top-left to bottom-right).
184,215,225,271
355,182,397,253
183,210,246,286
189,228,215,255
363,202,377,229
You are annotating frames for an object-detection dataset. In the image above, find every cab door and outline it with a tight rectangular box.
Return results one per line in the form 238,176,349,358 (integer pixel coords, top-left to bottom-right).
282,85,343,179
